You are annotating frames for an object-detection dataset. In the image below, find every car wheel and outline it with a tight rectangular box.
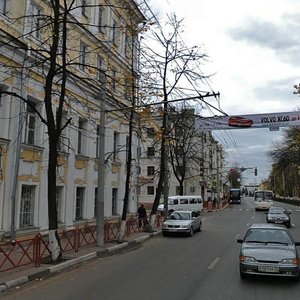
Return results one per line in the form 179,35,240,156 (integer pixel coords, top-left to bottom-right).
198,222,202,232
189,227,194,237
162,231,168,237
287,223,291,228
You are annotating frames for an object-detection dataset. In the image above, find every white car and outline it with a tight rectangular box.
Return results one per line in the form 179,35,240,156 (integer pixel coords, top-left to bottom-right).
162,210,202,236
254,190,274,211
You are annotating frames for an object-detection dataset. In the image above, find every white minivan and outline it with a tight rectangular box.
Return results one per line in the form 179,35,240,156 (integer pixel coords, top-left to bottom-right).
254,190,274,211
157,195,203,213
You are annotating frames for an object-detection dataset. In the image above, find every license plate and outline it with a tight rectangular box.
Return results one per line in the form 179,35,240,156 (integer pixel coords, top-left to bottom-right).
258,266,279,273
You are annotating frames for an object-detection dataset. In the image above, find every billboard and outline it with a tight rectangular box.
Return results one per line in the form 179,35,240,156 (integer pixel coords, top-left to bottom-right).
195,111,300,130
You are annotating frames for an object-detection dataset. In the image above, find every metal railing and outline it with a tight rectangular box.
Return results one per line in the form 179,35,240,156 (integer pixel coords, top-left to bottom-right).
0,215,162,272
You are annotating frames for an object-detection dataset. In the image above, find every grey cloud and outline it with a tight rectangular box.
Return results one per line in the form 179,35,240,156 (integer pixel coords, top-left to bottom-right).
227,17,300,65
253,77,300,103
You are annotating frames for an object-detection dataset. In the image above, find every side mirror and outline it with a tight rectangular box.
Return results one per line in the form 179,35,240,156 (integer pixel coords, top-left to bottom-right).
295,242,300,246
237,239,243,244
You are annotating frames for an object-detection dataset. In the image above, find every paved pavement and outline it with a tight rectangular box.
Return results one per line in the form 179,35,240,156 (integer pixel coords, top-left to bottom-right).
0,230,162,292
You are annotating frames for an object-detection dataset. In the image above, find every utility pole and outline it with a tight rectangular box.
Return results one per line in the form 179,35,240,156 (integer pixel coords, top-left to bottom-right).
96,76,106,247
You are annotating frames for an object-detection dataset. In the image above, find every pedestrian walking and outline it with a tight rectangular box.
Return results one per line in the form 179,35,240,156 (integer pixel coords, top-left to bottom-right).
138,204,148,228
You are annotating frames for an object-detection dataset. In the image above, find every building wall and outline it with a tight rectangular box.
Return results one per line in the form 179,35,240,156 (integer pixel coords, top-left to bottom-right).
0,0,144,235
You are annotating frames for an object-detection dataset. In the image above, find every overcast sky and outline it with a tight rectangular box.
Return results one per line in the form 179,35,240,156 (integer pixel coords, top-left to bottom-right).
147,0,300,184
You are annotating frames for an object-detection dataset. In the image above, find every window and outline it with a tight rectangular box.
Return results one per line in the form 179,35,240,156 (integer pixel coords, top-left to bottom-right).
111,69,117,91
124,33,132,57
24,101,36,145
97,56,104,81
98,6,103,32
137,147,141,158
29,2,42,39
79,42,88,71
56,186,63,223
80,0,87,16
96,125,100,158
57,109,68,151
147,127,155,138
180,199,188,205
0,0,9,15
113,132,119,161
124,79,130,100
112,19,119,45
147,147,155,157
77,117,87,155
20,185,35,227
112,188,118,215
94,187,97,218
147,186,154,195
75,187,85,220
147,166,155,176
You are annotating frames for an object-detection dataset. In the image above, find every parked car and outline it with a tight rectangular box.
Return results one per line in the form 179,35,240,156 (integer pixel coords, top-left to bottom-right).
237,223,300,280
162,210,202,237
254,190,274,211
157,195,203,214
266,206,291,228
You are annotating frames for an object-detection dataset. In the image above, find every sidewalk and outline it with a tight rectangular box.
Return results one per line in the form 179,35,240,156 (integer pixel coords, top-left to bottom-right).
0,230,161,292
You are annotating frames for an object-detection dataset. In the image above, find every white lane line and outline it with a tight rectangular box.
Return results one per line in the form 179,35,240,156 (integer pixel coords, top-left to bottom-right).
235,234,240,239
247,223,251,226
208,257,221,270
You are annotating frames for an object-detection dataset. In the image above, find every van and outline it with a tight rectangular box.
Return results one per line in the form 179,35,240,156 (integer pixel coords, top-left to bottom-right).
157,195,203,213
254,190,274,211
229,188,241,204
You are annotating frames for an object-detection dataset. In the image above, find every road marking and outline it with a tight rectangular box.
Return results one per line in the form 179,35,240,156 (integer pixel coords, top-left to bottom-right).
235,234,240,239
208,257,221,270
247,223,251,226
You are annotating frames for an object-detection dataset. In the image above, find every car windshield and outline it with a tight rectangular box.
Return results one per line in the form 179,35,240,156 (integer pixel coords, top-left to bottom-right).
244,228,293,245
168,212,191,220
269,208,285,214
255,191,273,201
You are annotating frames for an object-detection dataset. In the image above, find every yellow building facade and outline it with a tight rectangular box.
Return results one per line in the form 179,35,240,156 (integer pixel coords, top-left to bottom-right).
0,0,145,237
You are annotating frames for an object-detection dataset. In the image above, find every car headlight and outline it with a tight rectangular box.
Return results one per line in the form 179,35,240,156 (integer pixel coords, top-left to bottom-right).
180,225,189,229
240,256,257,262
280,258,299,265
283,217,289,221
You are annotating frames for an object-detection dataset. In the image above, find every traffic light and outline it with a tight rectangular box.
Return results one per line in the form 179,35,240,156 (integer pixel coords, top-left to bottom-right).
254,168,257,176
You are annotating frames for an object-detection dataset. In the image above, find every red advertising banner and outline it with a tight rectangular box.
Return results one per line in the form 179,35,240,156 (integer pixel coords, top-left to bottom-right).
196,111,300,130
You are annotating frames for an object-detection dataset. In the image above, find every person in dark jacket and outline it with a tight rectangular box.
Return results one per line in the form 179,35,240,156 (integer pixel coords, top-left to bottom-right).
138,204,148,228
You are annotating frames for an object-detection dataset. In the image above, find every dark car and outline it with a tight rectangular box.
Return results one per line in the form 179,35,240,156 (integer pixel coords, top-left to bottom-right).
266,206,291,228
237,223,300,280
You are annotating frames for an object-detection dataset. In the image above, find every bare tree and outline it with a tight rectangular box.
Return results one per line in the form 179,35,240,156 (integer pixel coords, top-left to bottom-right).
139,14,209,231
0,0,144,261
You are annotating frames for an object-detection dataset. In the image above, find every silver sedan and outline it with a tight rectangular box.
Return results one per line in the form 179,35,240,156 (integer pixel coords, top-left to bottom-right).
237,223,300,280
162,210,202,237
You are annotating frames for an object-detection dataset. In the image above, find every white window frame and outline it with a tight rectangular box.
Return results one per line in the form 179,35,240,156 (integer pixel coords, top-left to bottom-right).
24,101,37,145
29,1,42,40
20,185,35,227
77,117,87,155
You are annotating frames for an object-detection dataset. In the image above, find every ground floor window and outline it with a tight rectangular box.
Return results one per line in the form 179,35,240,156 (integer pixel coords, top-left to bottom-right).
112,188,118,215
20,185,35,227
75,187,85,220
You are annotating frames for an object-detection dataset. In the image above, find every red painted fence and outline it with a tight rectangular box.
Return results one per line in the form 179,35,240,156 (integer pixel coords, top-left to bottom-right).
0,214,163,272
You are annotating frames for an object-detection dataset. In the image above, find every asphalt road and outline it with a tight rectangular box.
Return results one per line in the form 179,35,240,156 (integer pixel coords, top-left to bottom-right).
2,197,300,300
